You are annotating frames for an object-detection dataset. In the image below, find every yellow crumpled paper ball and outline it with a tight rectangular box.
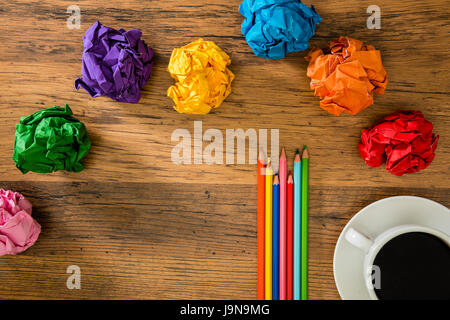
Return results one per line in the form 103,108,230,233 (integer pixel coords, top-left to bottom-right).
167,38,235,114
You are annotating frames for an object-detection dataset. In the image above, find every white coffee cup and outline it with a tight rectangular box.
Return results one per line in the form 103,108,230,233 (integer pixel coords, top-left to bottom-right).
345,224,450,300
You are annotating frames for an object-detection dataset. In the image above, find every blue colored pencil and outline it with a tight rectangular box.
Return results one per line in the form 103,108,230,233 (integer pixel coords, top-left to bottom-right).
293,151,301,300
272,174,280,300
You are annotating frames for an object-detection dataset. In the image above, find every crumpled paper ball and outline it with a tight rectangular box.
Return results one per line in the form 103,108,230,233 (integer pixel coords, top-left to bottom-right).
306,36,388,115
0,189,40,256
167,38,235,114
75,21,154,103
239,0,321,59
12,104,91,173
358,110,439,176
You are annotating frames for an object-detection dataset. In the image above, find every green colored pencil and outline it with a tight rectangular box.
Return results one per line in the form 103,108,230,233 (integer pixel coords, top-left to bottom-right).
301,146,309,300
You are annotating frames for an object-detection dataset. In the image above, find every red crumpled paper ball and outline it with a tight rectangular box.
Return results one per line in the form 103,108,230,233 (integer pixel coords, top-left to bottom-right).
358,110,439,176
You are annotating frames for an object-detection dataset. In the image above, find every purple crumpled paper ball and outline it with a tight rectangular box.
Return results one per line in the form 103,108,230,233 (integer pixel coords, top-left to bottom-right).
75,21,154,103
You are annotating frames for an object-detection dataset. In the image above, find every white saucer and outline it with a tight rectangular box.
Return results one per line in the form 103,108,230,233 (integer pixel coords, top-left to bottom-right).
333,196,450,300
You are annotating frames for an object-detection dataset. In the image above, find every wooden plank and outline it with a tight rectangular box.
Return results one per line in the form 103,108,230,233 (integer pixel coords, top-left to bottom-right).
1,181,448,299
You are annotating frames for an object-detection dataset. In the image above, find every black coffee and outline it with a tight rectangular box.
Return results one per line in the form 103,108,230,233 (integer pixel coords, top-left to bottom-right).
372,232,450,300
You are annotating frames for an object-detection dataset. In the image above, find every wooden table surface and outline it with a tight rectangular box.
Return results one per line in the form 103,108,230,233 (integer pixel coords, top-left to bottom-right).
0,0,448,299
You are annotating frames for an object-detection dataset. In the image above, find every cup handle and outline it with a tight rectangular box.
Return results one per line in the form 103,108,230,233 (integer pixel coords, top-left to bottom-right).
345,228,374,253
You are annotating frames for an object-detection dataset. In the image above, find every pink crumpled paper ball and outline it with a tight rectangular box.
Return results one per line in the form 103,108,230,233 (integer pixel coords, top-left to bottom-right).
0,189,41,256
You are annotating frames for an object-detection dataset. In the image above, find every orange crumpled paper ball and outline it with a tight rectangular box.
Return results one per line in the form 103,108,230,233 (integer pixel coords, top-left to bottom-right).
167,38,235,114
306,36,388,116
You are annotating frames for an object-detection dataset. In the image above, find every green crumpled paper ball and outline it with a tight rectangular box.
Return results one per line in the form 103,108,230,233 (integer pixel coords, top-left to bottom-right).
12,104,91,173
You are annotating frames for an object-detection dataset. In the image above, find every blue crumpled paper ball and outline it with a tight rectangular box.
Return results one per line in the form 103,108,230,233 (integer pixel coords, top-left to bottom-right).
239,0,321,59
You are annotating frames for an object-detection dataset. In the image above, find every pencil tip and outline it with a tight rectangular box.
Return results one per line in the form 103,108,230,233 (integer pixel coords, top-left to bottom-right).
258,148,266,163
296,149,300,154
273,174,279,184
280,148,286,159
302,147,309,158
287,173,293,183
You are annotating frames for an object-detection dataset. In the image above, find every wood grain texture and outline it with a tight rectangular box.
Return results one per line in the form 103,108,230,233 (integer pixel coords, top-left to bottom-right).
0,0,448,299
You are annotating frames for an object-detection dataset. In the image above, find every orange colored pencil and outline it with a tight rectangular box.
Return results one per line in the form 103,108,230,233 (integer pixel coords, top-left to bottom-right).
257,148,266,300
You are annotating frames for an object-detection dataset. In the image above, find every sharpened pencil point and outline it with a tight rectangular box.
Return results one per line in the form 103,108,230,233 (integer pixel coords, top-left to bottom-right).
259,148,266,164
266,158,273,174
302,147,309,158
273,174,279,184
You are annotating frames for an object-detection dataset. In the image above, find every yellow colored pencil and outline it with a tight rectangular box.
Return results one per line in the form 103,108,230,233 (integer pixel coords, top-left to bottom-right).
265,158,273,300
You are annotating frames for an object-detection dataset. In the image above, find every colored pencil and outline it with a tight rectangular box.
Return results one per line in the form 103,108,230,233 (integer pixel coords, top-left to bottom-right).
301,147,309,300
272,174,280,300
265,159,273,300
257,148,265,300
286,172,294,300
279,148,287,300
293,151,301,300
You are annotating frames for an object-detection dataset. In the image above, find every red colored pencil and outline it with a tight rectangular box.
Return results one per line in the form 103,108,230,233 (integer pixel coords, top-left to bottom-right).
286,172,294,300
257,148,266,300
